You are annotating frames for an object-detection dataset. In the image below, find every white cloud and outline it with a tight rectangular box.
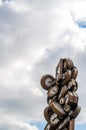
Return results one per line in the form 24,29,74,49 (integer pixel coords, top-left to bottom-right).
0,111,38,130
8,1,32,12
70,1,86,21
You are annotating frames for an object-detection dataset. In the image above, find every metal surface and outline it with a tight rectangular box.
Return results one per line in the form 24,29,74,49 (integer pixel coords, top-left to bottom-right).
68,119,75,130
40,58,81,130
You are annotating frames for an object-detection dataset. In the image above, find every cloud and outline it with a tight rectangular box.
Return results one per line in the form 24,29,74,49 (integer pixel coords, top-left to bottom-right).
0,111,38,130
70,1,86,21
0,0,85,67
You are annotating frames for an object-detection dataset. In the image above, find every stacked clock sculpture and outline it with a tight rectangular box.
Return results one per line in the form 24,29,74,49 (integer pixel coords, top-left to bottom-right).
40,58,81,130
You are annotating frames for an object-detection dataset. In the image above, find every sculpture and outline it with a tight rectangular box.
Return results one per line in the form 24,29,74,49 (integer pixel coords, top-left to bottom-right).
40,58,81,130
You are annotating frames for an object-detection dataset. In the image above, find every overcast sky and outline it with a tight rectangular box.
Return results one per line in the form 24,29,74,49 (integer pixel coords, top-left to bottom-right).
0,0,86,130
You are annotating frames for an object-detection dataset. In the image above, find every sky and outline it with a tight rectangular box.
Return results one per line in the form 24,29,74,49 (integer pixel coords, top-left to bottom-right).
0,0,86,130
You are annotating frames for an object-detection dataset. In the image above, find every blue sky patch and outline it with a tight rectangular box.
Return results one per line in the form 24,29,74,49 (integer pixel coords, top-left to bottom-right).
75,123,86,130
30,121,86,130
30,121,46,130
76,20,86,28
